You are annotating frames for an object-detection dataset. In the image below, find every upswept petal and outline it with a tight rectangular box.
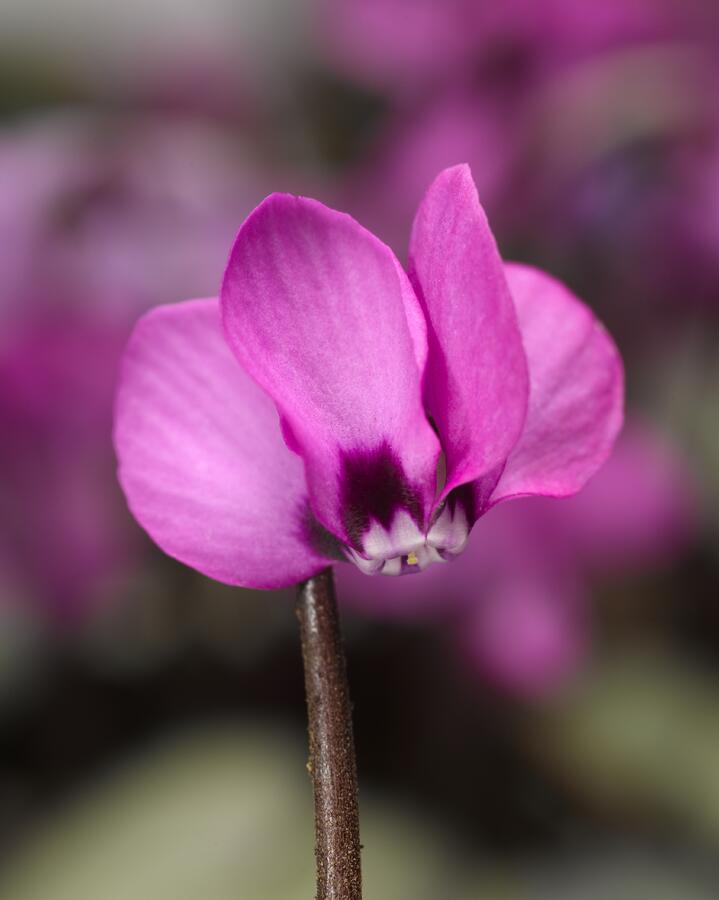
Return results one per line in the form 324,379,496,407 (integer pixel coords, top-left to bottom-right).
489,264,624,505
408,164,529,497
114,299,337,589
221,194,440,546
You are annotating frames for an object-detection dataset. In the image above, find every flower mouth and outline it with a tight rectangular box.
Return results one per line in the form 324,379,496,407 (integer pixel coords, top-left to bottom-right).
346,542,444,576
344,502,470,577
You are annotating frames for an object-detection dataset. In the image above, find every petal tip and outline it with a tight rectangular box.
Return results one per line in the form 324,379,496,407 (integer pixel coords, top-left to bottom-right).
434,161,474,183
421,163,477,205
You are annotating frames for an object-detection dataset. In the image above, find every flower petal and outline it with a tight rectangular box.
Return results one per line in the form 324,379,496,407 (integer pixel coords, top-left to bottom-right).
489,263,624,505
114,298,339,589
221,194,440,546
408,164,529,496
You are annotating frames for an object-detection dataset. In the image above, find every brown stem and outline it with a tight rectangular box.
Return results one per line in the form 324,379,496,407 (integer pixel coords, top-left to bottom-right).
296,567,362,900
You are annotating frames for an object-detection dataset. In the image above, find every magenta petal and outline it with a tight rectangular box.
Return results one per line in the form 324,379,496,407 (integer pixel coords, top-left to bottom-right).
221,194,440,543
490,264,624,505
408,164,529,496
114,299,335,589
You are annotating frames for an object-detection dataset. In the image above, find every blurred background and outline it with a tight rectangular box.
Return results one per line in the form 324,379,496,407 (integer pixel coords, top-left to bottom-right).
1,1,718,896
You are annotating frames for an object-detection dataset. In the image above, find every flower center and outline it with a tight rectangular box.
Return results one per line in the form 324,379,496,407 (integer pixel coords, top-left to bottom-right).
345,503,469,577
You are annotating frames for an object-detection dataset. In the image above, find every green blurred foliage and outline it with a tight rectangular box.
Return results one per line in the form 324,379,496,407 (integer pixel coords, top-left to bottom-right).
0,725,465,900
531,653,719,844
0,724,715,900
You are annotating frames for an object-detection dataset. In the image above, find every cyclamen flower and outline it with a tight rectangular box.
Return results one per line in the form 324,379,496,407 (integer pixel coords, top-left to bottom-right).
114,165,623,587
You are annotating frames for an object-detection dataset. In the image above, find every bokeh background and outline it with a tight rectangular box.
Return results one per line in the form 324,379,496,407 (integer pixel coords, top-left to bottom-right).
1,1,718,896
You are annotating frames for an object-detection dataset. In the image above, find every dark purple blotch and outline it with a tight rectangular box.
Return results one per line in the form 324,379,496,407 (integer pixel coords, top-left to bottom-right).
442,460,505,533
446,481,478,526
340,441,423,550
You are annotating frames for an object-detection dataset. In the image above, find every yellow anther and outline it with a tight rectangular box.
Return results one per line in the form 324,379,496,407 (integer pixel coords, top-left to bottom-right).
406,551,419,566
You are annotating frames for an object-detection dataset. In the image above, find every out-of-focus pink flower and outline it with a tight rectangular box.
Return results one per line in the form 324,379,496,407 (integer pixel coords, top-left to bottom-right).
325,0,719,306
508,39,719,310
463,572,587,698
0,112,275,622
0,320,134,622
548,422,697,569
664,138,719,305
1,113,274,326
340,89,520,252
320,0,703,95
320,0,476,95
0,118,90,316
114,165,622,588
337,423,696,696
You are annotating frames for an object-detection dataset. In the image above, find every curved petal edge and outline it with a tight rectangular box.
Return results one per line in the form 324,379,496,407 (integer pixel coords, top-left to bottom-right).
114,298,339,589
489,263,624,507
409,164,529,496
221,193,441,546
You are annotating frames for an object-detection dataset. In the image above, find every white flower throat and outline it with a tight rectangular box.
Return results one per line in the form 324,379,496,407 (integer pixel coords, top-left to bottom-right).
345,502,469,576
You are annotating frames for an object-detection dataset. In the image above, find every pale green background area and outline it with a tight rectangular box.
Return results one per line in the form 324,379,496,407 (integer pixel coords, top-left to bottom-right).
0,725,463,900
0,722,713,900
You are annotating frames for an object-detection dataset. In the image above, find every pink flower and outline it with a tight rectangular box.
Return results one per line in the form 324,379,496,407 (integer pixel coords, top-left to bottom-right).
340,89,521,251
0,113,273,327
337,422,696,695
114,164,623,588
326,0,719,288
320,0,705,95
0,319,135,622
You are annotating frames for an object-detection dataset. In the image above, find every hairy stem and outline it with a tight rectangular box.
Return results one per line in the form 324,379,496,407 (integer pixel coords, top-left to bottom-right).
296,567,362,900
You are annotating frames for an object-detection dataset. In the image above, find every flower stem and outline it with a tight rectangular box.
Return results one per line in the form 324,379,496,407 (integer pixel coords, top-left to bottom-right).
296,567,362,900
